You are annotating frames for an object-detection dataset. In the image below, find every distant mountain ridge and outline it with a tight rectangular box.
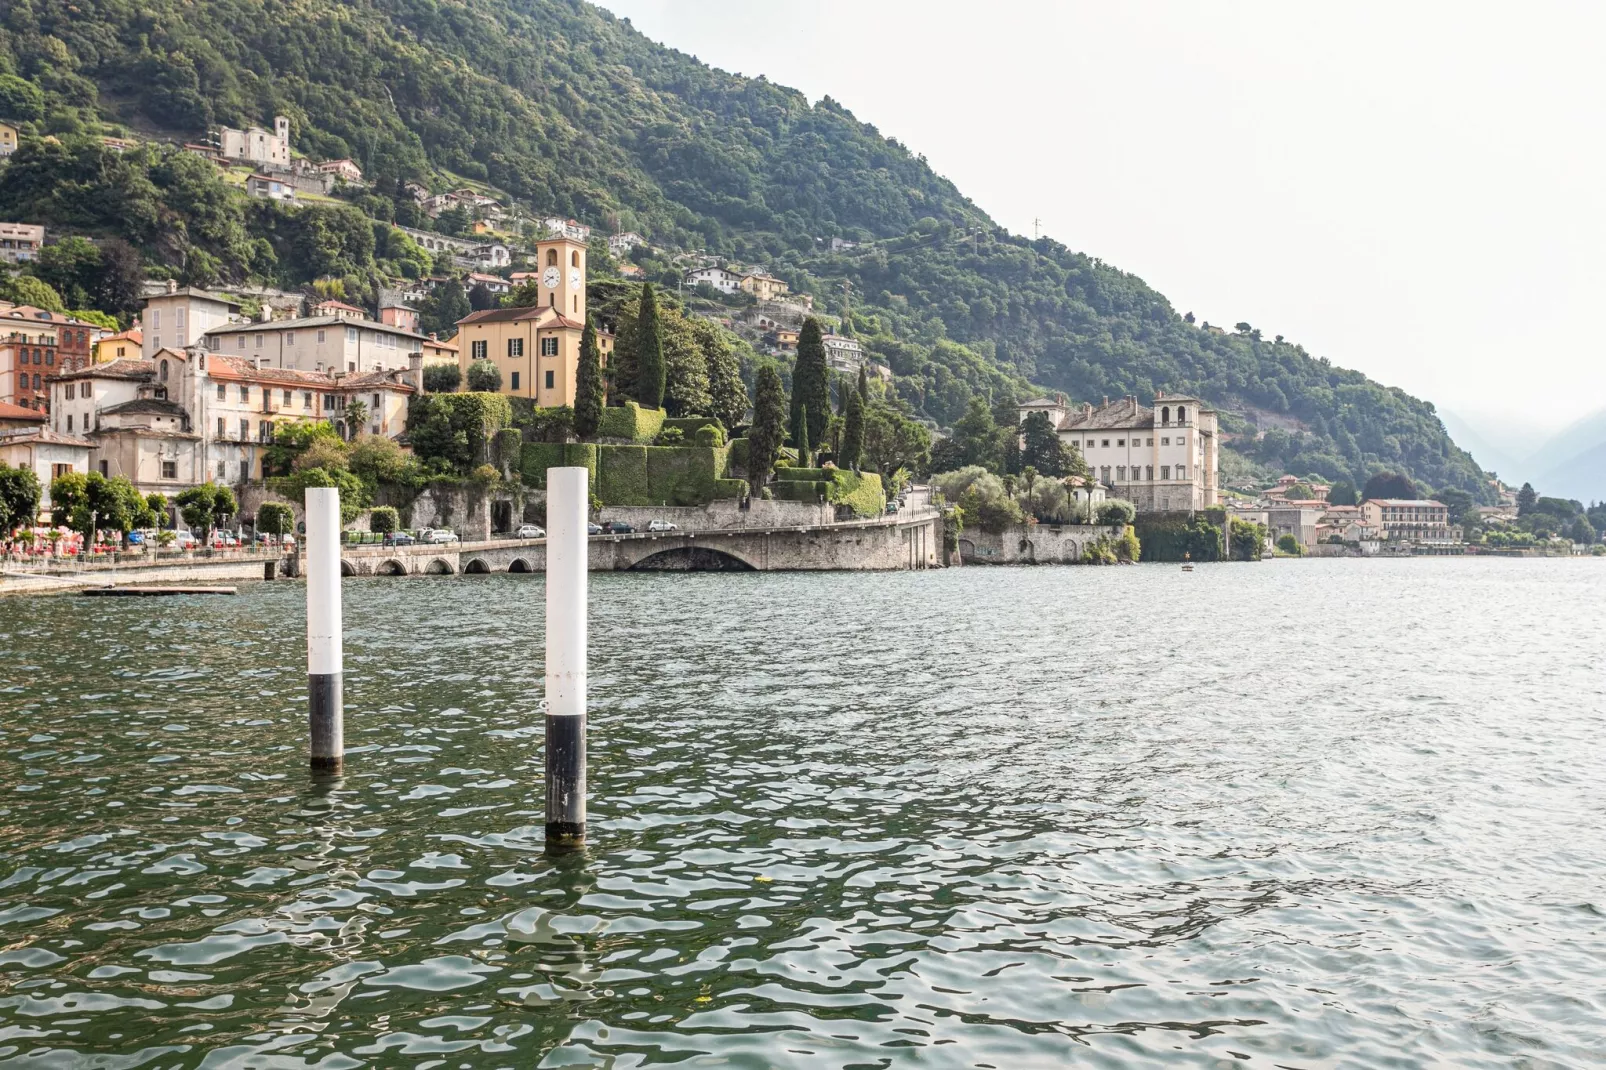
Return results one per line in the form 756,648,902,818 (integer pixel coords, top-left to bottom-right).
1444,408,1606,501
0,0,1490,496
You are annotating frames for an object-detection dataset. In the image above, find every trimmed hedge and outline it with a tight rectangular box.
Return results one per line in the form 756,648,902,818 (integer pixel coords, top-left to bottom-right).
727,436,749,470
597,401,665,443
776,467,829,482
645,445,723,506
599,445,650,505
830,470,885,518
520,442,598,489
661,416,724,437
774,479,830,502
713,477,749,499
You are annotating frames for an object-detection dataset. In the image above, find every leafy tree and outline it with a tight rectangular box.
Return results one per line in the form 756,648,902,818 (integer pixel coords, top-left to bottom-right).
467,360,502,392
1097,499,1137,525
931,467,1026,533
175,483,238,541
423,363,462,392
634,282,665,408
1229,517,1266,561
32,237,104,309
748,364,787,487
420,281,470,338
0,274,64,312
696,318,747,430
0,75,45,122
287,467,366,524
1568,516,1596,545
1020,410,1082,477
368,505,400,535
1276,533,1303,555
790,318,830,452
661,310,709,416
1328,480,1358,506
1517,482,1537,515
349,434,419,487
841,387,865,470
1435,487,1476,527
145,493,171,529
256,502,294,537
468,281,496,311
435,205,472,237
1363,471,1419,501
574,317,605,438
930,396,1004,473
266,420,343,476
0,461,41,533
861,398,931,476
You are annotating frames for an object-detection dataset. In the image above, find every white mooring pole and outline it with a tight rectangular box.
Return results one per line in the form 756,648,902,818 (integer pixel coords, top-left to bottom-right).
305,486,344,774
545,466,588,847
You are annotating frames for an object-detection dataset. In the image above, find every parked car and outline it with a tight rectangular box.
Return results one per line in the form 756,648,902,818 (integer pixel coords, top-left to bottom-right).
587,522,603,535
172,531,198,550
126,531,144,546
425,528,458,544
647,519,679,532
516,524,546,539
210,532,239,548
601,521,634,534
383,531,416,547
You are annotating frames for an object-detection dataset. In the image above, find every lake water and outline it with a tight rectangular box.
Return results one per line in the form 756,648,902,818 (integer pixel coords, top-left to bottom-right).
2,558,1604,1068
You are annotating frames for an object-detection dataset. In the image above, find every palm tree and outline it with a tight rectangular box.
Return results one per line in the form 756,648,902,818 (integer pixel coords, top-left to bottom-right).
342,398,369,440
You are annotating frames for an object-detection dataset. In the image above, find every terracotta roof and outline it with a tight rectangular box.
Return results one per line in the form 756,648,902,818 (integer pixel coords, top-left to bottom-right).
100,397,190,419
312,299,366,314
0,400,46,422
1366,499,1445,507
338,370,416,393
144,286,241,307
458,306,583,329
205,315,430,343
54,358,153,382
0,427,93,448
5,306,102,328
98,329,143,346
207,354,336,386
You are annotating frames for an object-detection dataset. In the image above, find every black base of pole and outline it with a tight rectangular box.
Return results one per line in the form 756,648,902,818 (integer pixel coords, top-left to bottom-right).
309,671,344,773
545,712,586,846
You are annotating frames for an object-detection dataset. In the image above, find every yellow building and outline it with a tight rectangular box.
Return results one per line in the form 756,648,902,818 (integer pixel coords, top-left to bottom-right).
739,271,789,302
455,236,591,406
0,122,17,157
93,329,143,363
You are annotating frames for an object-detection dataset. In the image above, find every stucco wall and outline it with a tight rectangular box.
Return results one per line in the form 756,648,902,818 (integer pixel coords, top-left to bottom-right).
959,524,1124,565
596,499,832,532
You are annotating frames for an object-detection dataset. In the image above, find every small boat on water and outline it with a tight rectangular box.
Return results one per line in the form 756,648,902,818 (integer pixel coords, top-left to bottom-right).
1181,552,1193,572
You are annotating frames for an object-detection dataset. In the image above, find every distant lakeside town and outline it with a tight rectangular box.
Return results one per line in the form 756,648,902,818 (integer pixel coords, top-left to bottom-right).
0,114,1599,575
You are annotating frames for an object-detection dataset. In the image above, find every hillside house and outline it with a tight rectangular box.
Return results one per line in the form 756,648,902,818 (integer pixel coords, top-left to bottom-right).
317,158,364,184
218,116,290,170
245,173,295,202
0,222,43,264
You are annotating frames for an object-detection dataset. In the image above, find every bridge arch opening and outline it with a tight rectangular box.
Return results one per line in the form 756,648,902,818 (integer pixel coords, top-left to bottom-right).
462,558,490,574
508,558,534,573
340,560,356,577
378,559,407,576
630,547,756,572
425,558,455,575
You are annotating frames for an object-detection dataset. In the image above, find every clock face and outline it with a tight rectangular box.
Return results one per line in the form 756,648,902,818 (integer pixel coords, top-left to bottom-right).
569,269,583,288
542,267,560,289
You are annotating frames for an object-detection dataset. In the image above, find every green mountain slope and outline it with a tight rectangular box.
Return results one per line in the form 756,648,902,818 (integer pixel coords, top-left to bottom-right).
0,0,1489,495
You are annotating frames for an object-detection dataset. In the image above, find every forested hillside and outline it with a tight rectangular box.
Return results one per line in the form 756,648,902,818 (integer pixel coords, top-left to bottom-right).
0,0,1490,495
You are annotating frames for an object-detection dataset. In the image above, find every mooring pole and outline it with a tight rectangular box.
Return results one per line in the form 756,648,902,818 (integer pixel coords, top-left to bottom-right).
545,466,588,847
305,486,344,774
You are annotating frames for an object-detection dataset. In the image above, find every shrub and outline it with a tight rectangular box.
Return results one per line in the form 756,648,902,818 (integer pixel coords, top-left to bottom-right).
1097,499,1137,525
597,401,665,443
471,463,500,484
466,361,502,392
655,426,685,446
1115,525,1142,562
369,506,399,534
829,470,885,517
694,425,725,448
1277,533,1303,555
256,501,294,537
423,363,461,392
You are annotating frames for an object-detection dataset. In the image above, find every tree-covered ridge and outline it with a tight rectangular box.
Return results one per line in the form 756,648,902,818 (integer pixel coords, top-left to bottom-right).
0,0,1488,495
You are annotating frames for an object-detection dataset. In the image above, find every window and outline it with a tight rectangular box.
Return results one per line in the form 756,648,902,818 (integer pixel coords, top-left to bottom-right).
546,248,558,266
239,418,250,440
217,417,225,436
239,385,250,402
65,414,72,430
1177,407,1187,423
161,460,177,480
241,460,250,481
160,360,168,381
1177,464,1188,480
471,340,488,360
317,330,327,344
1116,439,1124,447
1146,437,1153,446
372,393,380,408
302,392,313,409
31,373,39,389
44,350,52,366
347,362,356,373
510,371,520,390
1161,406,1170,425
540,337,559,356
1115,465,1125,480
216,383,226,400
174,307,185,329
346,327,358,343
1086,439,1095,448
216,461,226,479
508,338,524,358
151,309,161,330
282,389,292,405
1146,466,1153,480
1099,465,1111,482
285,332,295,346
1101,439,1110,448
545,370,555,390
238,336,246,351
82,382,91,398
97,460,107,476
1161,465,1171,480
572,250,580,267
324,395,335,410
1161,437,1170,446
65,384,74,400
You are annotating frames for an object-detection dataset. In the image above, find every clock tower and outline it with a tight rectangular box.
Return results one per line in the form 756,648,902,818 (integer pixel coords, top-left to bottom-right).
535,236,587,321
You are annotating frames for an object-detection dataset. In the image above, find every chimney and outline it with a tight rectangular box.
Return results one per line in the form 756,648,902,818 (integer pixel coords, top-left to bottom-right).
259,305,272,323
1130,395,1138,414
165,279,178,294
1156,389,1164,399
1102,396,1109,407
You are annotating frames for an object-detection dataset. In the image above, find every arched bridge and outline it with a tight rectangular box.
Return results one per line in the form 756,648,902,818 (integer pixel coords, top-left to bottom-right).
331,511,940,576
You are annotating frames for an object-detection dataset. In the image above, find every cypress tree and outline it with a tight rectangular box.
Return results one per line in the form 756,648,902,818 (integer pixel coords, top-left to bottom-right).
791,318,829,450
634,282,665,409
574,316,604,438
856,364,869,402
748,364,787,488
841,387,865,471
795,409,810,468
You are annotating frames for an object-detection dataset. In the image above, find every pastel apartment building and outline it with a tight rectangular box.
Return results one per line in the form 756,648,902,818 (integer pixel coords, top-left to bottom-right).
0,222,44,264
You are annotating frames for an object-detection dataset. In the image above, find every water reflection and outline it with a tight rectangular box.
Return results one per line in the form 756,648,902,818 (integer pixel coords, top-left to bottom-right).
0,559,1604,1066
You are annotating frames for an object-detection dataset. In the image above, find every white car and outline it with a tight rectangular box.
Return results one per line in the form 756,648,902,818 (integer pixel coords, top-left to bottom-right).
425,529,458,544
516,524,546,539
171,531,199,550
647,519,679,533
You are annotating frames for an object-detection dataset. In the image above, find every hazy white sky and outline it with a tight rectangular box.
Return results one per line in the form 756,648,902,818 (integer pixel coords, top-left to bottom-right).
601,1,1605,432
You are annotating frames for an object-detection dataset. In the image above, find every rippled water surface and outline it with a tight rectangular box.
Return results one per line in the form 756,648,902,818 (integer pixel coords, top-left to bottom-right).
2,558,1605,1068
